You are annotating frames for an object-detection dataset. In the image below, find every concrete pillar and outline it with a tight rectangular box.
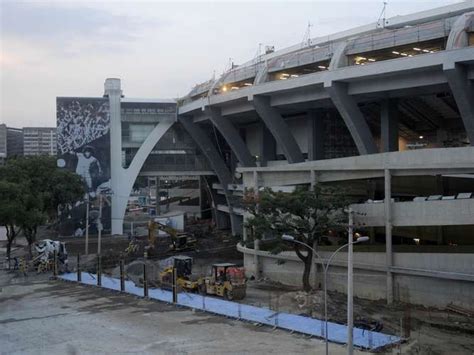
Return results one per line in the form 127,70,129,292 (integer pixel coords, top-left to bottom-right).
253,95,304,163
381,99,399,152
178,116,239,235
209,107,256,167
107,78,175,235
254,239,260,279
258,124,276,166
324,81,378,155
155,177,161,215
384,169,393,304
444,62,474,145
107,79,124,235
309,170,316,191
435,175,444,245
367,179,377,244
307,110,325,160
253,170,260,278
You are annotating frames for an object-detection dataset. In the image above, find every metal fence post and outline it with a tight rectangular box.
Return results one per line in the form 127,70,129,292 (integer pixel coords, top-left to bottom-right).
120,258,125,292
53,250,58,279
77,254,81,282
143,262,148,298
172,267,178,303
97,255,102,287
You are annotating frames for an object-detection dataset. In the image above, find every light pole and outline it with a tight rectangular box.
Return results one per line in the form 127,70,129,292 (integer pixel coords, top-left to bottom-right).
282,233,369,355
97,193,103,256
96,189,113,257
85,196,90,255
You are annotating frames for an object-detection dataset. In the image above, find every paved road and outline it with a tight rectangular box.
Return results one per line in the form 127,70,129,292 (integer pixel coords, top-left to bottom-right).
0,273,362,354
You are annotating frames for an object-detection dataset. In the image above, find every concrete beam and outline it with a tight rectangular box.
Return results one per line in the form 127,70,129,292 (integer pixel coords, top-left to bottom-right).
444,62,474,145
252,95,304,163
352,198,474,227
208,107,256,167
178,116,240,236
381,99,399,152
179,47,474,115
324,81,378,155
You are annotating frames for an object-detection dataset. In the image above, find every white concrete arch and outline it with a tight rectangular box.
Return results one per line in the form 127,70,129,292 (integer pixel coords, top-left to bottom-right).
106,79,175,235
111,120,175,235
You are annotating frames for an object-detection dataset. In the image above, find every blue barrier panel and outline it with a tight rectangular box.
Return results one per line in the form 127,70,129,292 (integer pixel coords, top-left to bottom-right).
60,272,399,350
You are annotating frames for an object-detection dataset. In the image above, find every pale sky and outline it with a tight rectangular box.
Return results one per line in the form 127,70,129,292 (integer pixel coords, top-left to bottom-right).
0,0,464,127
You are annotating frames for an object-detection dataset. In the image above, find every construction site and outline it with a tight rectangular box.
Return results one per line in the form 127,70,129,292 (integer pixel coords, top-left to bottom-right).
2,200,474,354
2,1,474,354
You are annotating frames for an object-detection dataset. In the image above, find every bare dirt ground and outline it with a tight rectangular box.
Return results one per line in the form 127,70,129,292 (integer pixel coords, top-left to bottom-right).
244,280,474,355
1,270,360,354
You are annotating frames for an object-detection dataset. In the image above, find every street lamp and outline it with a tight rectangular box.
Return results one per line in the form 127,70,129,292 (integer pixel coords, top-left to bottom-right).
282,233,369,355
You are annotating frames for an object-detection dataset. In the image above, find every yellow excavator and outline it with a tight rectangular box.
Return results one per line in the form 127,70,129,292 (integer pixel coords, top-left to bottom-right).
148,220,197,252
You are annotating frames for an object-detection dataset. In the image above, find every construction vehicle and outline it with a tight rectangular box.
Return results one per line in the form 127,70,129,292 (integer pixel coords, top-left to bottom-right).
159,257,246,300
33,239,69,273
159,255,199,291
197,263,247,300
148,220,197,252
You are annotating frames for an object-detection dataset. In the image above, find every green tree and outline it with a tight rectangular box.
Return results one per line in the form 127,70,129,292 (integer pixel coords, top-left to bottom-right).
0,156,84,256
243,185,348,292
0,181,25,266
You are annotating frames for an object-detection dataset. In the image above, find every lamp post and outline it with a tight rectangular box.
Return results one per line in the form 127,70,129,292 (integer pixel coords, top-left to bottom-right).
85,195,90,255
96,189,113,257
282,233,369,355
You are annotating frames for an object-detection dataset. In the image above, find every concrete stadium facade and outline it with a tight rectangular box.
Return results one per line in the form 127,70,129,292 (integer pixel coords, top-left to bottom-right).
177,2,474,308
59,3,474,308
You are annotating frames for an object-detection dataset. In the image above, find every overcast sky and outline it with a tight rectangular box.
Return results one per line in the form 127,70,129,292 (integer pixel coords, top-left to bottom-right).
0,0,464,127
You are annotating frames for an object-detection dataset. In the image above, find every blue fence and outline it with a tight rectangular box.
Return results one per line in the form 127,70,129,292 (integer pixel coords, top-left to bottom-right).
60,272,400,351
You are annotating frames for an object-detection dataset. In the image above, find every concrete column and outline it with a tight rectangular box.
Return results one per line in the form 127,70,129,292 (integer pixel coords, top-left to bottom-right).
107,78,175,235
155,177,161,215
384,169,393,304
324,81,378,155
381,99,399,152
107,79,124,235
253,95,304,163
307,110,325,160
178,116,240,235
444,62,474,145
435,175,444,245
257,124,276,166
209,107,256,167
367,179,377,244
254,239,260,279
309,170,316,191
253,170,260,278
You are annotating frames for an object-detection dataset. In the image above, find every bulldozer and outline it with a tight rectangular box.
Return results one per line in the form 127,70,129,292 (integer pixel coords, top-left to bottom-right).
198,263,247,301
148,220,197,252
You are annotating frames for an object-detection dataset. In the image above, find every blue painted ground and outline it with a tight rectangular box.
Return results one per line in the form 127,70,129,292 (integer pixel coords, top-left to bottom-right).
60,272,399,350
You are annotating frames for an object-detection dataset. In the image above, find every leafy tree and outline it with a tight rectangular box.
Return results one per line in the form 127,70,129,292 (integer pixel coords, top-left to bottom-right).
0,181,25,266
243,185,348,291
0,156,84,255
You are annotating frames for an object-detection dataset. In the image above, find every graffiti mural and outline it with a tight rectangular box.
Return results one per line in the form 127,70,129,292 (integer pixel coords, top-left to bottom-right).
56,97,111,237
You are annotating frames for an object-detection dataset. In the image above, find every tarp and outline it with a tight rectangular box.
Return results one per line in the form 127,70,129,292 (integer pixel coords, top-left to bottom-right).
60,272,399,350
